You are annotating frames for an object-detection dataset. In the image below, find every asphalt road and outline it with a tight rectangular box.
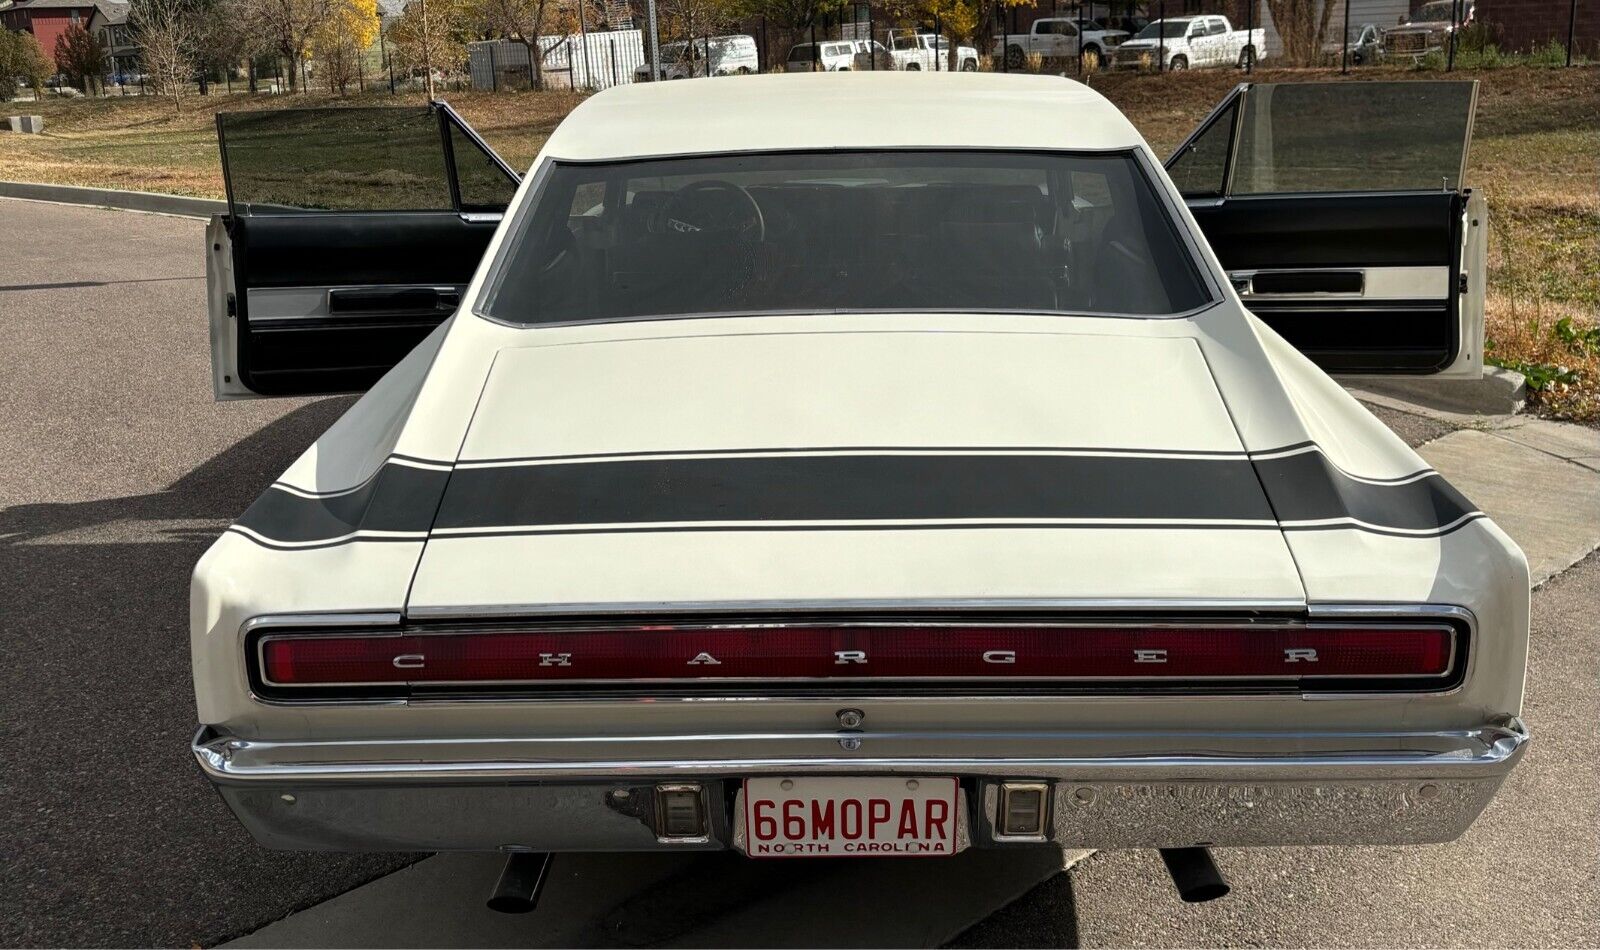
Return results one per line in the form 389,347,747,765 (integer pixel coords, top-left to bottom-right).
1,198,1593,949
0,200,402,948
955,550,1600,948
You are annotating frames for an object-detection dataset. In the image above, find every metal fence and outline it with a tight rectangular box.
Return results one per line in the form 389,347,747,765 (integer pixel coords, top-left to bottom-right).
469,32,646,92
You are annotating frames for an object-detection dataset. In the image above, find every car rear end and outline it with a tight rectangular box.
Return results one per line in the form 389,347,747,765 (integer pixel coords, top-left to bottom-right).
193,77,1527,862
194,600,1524,855
192,320,1527,859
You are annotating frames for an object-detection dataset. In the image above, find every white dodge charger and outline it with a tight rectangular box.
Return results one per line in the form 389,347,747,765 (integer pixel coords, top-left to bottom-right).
193,74,1525,894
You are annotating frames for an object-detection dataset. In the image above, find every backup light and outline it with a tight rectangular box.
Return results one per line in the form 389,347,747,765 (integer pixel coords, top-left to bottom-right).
997,783,1050,839
655,784,708,841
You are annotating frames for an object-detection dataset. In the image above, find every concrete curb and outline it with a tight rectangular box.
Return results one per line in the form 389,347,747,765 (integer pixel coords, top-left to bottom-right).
0,180,224,218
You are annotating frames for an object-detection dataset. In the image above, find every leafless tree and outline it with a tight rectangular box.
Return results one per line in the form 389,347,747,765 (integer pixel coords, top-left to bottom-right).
1262,0,1334,65
473,0,559,89
236,0,331,91
388,0,465,95
131,0,199,111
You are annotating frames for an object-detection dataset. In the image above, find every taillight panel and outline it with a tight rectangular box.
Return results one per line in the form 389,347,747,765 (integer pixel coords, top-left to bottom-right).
249,615,1465,701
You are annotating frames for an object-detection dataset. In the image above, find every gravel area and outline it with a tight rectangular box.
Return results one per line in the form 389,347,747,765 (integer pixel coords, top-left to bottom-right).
1360,401,1459,449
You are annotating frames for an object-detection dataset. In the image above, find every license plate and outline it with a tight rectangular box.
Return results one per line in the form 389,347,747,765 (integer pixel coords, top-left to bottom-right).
742,776,959,858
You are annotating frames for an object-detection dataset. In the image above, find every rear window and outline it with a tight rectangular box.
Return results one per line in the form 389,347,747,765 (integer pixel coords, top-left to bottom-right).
478,150,1211,326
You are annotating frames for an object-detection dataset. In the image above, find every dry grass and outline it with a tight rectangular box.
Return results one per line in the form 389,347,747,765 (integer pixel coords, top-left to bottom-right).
4,66,1596,420
0,87,585,197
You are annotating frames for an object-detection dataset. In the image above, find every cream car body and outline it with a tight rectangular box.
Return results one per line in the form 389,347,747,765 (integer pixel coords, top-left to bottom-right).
195,74,1526,855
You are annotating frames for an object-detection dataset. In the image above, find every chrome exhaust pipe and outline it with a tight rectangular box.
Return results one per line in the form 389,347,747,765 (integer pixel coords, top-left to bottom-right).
1158,847,1230,903
486,851,553,914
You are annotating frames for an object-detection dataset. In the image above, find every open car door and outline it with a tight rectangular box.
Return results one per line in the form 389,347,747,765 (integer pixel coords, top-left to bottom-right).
207,103,519,398
1165,81,1485,376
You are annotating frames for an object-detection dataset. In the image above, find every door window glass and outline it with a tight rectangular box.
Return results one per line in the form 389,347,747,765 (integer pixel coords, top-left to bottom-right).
219,108,452,214
451,123,519,212
1230,82,1475,195
1165,99,1236,198
219,106,519,215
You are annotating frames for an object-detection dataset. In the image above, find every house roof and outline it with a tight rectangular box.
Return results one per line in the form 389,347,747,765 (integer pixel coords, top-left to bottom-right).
89,0,127,23
3,0,100,10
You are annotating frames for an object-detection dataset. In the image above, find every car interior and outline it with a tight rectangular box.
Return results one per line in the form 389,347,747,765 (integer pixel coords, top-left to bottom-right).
480,151,1211,325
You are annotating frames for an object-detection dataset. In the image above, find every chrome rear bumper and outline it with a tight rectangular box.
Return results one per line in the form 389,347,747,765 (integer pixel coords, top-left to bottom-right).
194,721,1527,852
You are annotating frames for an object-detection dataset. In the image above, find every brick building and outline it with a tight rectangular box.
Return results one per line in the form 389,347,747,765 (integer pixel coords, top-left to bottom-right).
1475,0,1595,53
0,0,103,71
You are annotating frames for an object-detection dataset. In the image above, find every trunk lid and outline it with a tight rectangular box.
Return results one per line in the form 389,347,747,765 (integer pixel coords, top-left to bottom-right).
405,326,1305,613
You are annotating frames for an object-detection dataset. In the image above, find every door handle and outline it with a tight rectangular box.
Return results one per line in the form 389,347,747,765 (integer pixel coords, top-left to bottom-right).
1227,270,1364,297
328,286,461,315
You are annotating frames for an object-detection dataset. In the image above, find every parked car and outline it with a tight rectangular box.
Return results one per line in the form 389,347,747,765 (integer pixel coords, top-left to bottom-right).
992,17,1129,70
1386,0,1474,58
1323,23,1385,64
1109,15,1264,70
195,77,1525,883
887,30,979,71
785,40,860,71
851,38,894,70
637,35,759,80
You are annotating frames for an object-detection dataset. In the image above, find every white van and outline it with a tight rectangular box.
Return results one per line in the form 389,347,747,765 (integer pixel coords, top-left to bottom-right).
635,35,759,80
785,41,859,71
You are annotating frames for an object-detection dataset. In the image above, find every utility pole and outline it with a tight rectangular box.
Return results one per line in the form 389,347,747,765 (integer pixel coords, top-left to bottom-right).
1446,0,1460,70
421,0,435,97
645,0,661,79
1340,0,1350,73
1566,0,1576,66
576,0,590,89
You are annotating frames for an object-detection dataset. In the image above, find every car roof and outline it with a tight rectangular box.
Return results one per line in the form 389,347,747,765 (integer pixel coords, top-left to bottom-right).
541,73,1145,161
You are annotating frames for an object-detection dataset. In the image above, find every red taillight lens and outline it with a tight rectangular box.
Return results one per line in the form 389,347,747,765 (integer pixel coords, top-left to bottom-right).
259,623,1455,688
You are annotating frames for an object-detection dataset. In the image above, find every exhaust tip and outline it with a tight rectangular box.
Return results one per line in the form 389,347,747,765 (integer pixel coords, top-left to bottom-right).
487,851,552,914
1159,847,1231,903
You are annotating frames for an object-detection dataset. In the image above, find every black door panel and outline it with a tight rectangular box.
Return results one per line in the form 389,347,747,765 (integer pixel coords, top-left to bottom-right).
1188,193,1462,269
1187,191,1464,373
1165,81,1477,376
231,214,498,395
215,103,520,398
234,214,498,288
1239,299,1458,373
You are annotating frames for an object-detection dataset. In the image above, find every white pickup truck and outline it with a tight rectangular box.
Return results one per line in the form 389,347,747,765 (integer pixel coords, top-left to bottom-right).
1108,15,1264,70
887,31,979,71
992,18,1129,71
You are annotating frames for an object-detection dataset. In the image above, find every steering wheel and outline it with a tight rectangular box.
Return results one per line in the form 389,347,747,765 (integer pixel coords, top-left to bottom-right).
659,179,766,243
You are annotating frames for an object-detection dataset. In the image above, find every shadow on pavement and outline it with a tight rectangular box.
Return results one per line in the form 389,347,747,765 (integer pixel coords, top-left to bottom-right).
2,396,1088,949
0,397,422,949
946,870,1080,949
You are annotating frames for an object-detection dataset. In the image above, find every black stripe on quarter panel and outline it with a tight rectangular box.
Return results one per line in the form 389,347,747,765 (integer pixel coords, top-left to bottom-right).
1253,451,1479,532
234,463,450,544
